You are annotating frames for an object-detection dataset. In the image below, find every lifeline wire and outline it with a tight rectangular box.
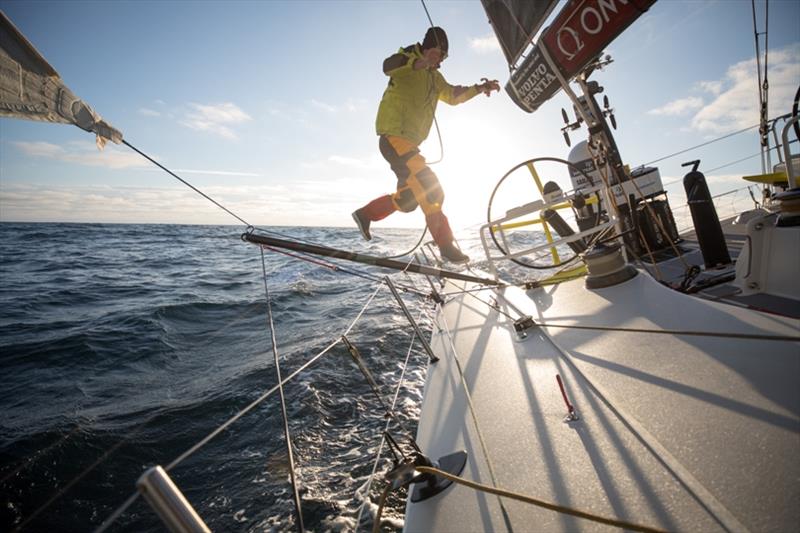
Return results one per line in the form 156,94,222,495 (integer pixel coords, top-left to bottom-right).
640,123,759,167
437,309,514,526
95,282,385,532
354,305,428,531
259,248,305,531
126,138,429,271
123,140,250,227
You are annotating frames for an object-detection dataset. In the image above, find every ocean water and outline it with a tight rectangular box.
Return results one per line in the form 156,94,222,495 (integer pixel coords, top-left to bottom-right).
1,222,501,532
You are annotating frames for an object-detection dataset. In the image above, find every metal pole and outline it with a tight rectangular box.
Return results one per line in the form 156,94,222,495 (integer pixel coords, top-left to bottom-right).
385,277,439,363
242,232,501,286
137,466,211,533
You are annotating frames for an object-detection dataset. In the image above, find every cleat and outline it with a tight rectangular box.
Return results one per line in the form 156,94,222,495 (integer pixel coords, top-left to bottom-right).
439,242,469,263
352,209,372,241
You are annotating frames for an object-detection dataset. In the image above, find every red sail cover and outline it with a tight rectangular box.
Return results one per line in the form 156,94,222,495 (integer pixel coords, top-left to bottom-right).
506,0,657,113
542,0,657,78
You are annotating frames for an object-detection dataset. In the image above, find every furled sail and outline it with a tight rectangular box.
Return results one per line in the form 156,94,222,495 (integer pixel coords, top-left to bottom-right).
0,10,122,147
480,0,559,65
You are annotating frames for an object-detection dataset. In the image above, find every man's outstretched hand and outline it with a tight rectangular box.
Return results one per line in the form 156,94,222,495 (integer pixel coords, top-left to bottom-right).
479,78,500,96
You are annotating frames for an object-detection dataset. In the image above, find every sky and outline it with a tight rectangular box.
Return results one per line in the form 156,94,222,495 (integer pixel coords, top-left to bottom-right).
0,0,798,230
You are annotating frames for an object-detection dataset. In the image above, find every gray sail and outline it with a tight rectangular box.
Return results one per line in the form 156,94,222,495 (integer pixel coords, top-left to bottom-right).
0,10,122,146
480,0,559,65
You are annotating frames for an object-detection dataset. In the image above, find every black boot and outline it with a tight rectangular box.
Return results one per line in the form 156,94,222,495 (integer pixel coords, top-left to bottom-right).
352,208,371,241
439,242,469,263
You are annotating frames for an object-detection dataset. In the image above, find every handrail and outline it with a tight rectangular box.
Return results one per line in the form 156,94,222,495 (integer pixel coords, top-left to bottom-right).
481,219,616,264
780,115,799,188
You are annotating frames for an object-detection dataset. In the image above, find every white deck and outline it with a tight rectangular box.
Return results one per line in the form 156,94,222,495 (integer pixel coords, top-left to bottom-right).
404,270,799,532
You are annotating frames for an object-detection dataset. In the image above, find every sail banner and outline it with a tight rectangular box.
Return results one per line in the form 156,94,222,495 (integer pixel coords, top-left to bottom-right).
480,0,559,65
541,0,657,78
0,11,122,146
504,0,657,113
506,42,560,113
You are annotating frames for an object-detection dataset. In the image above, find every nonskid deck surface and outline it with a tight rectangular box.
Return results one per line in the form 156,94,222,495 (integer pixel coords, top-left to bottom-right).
404,271,799,532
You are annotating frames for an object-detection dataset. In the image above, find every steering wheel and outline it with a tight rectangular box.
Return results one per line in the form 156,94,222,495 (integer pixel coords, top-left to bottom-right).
486,157,603,270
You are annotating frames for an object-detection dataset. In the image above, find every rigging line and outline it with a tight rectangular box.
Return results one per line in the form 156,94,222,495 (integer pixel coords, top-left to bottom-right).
97,283,387,532
383,225,428,260
419,0,434,27
354,306,427,531
704,150,766,174
122,140,250,227
0,423,82,485
537,322,799,343
59,309,270,532
622,158,689,271
124,139,401,268
640,123,759,167
94,492,139,533
534,327,750,533
259,248,305,532
411,466,667,533
163,283,383,473
14,413,158,533
438,311,506,496
259,243,429,298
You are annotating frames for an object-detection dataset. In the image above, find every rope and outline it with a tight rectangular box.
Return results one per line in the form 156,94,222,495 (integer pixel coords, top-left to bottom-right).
259,248,305,531
531,320,750,532
126,139,432,271
94,492,139,533
437,310,513,521
95,283,384,531
123,140,250,227
415,466,666,533
354,306,428,531
381,226,429,260
0,424,82,485
419,0,434,27
618,155,690,272
371,483,393,533
165,282,383,472
537,321,799,343
15,413,157,533
258,243,429,298
641,123,760,167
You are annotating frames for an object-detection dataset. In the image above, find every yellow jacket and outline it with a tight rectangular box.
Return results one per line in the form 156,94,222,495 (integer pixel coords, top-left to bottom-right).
375,44,481,145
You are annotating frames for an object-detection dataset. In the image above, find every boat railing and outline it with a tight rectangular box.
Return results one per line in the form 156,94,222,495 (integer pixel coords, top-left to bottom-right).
780,114,799,188
479,185,616,278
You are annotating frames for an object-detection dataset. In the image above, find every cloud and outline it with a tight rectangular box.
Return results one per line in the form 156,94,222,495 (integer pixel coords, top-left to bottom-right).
327,154,382,170
0,182,348,225
697,80,723,95
138,107,161,117
647,96,704,116
309,98,365,113
13,140,146,169
311,99,337,113
172,168,261,177
181,102,252,139
470,33,501,54
12,141,258,176
650,43,800,134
